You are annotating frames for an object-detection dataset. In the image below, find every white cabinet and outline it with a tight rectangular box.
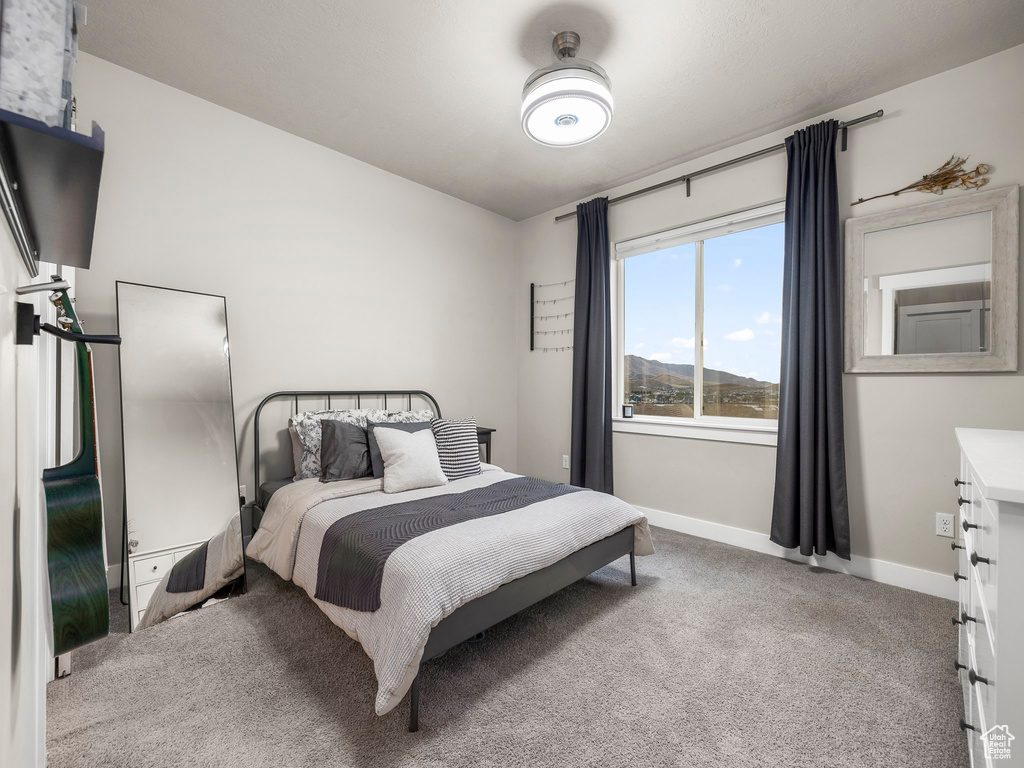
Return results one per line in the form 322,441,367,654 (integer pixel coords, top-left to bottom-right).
955,428,1024,767
127,542,204,631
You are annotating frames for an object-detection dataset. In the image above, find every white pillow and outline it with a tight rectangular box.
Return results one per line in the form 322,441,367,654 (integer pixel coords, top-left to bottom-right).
374,427,448,494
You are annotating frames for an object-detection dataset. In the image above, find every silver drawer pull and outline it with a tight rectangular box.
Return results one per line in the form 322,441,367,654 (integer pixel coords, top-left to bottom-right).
151,565,158,571
957,495,968,506
954,477,969,487
951,542,964,551
960,718,977,733
968,669,991,686
970,552,991,567
953,571,967,582
962,519,979,532
954,660,967,673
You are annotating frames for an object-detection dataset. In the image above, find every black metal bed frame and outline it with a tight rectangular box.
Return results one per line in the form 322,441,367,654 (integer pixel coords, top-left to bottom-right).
250,389,636,732
253,389,442,496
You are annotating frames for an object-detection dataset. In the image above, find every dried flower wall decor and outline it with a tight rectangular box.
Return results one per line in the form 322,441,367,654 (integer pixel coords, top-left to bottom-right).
852,155,990,206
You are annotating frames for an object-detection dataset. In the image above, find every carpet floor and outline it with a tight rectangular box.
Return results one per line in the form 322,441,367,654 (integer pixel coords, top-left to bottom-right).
47,527,968,768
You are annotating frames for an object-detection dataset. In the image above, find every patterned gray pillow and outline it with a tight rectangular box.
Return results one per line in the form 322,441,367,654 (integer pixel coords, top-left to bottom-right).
291,410,373,480
364,409,435,424
431,417,481,480
291,408,434,480
289,408,373,430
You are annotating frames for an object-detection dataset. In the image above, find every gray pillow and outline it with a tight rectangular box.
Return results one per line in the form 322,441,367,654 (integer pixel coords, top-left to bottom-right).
366,420,431,479
288,426,304,481
320,420,372,483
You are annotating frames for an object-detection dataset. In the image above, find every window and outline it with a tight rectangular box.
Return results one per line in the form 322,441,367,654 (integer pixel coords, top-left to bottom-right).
617,203,785,429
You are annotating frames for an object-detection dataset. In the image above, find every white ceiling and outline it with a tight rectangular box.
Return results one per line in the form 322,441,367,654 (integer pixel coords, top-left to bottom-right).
78,1,1024,221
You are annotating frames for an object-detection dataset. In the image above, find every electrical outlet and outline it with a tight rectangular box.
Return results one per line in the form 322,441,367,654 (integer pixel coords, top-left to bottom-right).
936,512,954,538
562,455,570,470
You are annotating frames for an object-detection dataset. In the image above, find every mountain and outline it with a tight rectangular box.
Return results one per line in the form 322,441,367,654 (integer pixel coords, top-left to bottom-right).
625,355,773,389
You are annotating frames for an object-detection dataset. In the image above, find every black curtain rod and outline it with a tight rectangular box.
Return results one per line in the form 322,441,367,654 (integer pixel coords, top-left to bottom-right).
554,109,883,222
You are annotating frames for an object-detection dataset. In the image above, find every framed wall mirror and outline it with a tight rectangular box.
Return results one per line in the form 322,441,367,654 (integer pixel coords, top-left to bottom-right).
117,282,245,631
845,185,1019,373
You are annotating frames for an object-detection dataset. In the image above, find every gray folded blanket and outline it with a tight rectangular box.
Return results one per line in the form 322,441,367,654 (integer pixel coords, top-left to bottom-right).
314,476,582,612
137,515,244,630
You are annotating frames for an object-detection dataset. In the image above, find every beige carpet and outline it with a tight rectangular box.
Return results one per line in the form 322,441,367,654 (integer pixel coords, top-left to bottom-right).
48,527,968,768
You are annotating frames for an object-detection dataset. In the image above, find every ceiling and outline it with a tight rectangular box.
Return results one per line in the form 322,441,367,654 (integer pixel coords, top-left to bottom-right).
78,1,1024,221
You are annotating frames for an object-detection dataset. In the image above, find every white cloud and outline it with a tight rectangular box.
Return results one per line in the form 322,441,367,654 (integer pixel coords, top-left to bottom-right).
671,336,695,349
756,311,782,325
733,258,742,268
634,343,645,350
725,328,755,342
650,352,672,363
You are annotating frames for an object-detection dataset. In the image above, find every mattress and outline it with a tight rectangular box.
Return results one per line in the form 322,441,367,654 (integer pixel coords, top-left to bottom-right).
258,478,294,509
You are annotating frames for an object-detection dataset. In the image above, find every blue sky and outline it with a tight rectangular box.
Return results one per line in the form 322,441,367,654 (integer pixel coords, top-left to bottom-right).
623,222,784,383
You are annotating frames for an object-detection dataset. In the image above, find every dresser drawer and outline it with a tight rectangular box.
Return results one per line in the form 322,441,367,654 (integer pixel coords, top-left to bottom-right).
959,493,981,533
958,619,972,708
967,680,990,768
135,579,161,610
134,552,174,584
964,501,998,644
970,588,997,728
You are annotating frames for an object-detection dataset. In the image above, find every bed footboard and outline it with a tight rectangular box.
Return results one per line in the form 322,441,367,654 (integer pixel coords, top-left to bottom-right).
409,525,637,731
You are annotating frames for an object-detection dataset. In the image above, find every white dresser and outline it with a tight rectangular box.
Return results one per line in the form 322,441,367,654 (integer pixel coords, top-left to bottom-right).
955,428,1024,767
128,541,205,631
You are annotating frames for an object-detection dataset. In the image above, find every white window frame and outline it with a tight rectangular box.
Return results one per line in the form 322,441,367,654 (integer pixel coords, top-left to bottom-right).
612,200,785,446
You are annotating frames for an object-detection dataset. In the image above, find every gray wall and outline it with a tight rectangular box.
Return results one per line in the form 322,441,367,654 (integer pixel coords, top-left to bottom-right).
72,44,1024,582
516,44,1024,577
73,54,520,570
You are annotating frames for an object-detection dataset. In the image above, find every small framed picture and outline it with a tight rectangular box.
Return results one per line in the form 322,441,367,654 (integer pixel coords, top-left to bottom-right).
622,404,633,419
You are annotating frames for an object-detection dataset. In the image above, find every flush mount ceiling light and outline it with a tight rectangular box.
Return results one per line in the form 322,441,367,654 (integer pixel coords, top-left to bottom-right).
521,31,613,147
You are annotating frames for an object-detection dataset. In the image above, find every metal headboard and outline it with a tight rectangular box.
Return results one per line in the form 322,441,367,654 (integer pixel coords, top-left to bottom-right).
252,390,442,496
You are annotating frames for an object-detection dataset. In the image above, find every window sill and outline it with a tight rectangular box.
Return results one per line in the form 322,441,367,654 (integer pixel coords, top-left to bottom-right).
612,416,778,446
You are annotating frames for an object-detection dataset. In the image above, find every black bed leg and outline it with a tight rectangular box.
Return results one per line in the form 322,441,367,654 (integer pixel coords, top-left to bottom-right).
630,550,636,586
409,675,420,732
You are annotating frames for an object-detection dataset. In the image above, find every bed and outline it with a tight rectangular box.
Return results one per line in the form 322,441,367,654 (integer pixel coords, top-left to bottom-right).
246,390,654,731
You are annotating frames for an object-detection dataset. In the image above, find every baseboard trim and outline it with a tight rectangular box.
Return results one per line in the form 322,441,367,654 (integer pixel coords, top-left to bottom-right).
637,505,957,601
106,563,121,591
105,519,953,599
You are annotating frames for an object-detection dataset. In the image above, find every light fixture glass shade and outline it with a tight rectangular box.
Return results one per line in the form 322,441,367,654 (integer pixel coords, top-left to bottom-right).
521,64,613,147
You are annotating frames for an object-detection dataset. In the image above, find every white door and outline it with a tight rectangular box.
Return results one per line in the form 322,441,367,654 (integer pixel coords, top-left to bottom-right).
0,229,58,767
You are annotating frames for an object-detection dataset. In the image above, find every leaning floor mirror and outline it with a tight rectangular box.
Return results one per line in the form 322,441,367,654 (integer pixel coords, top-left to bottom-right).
117,282,245,632
845,185,1019,373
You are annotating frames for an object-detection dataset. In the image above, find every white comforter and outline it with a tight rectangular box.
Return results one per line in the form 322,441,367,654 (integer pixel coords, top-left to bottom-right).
247,466,654,715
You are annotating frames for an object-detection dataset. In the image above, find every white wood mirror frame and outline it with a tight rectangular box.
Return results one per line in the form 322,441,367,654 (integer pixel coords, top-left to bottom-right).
845,184,1019,373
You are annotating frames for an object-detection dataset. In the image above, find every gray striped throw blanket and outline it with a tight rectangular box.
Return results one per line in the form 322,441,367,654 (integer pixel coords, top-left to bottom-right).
315,476,582,611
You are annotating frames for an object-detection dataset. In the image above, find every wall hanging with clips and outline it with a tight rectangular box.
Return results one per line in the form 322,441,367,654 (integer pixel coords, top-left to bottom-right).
530,279,575,352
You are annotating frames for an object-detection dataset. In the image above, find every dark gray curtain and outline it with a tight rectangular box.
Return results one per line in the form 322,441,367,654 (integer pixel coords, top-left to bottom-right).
770,120,851,559
570,197,613,493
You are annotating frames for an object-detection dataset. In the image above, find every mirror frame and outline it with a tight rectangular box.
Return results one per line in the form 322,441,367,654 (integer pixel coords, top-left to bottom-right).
844,184,1019,373
116,281,246,628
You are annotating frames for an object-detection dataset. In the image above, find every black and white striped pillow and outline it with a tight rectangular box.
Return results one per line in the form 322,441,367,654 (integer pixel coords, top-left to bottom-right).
431,418,481,480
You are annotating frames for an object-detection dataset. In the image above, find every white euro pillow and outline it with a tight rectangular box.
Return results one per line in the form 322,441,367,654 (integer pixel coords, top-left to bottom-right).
374,427,448,494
